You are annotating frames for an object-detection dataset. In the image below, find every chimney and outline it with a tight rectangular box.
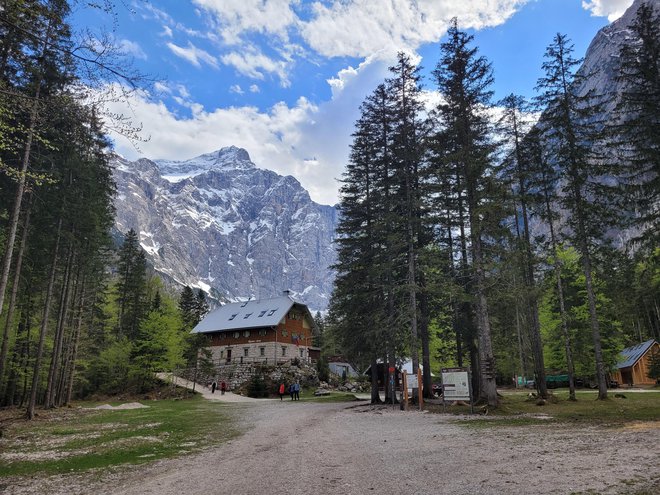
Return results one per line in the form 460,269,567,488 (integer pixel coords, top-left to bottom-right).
282,289,292,297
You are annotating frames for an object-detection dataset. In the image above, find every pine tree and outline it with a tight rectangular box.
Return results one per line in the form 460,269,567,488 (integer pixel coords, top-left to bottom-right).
498,94,548,398
431,19,501,406
330,88,386,403
524,128,578,400
193,289,209,326
116,229,147,340
535,33,617,399
178,286,196,328
385,51,431,393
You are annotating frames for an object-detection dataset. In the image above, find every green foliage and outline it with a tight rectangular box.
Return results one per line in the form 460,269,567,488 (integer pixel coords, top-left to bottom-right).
246,374,268,398
116,229,148,339
83,338,132,395
316,355,330,382
647,348,660,381
539,247,624,377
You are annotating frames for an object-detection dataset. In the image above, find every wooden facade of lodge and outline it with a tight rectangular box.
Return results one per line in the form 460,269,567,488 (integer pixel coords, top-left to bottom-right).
192,293,319,366
611,339,658,387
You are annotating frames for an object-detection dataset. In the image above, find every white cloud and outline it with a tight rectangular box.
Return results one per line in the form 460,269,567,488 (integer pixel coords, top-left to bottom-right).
101,55,388,205
302,0,529,58
249,84,260,93
192,0,299,45
118,39,147,60
582,0,633,21
230,84,244,94
221,47,290,86
166,41,219,68
161,25,173,37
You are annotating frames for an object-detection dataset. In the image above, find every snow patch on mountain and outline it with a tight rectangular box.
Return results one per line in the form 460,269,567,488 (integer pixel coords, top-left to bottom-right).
111,146,338,311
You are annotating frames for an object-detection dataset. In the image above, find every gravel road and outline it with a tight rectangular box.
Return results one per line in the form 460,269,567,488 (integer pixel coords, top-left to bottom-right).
6,397,659,495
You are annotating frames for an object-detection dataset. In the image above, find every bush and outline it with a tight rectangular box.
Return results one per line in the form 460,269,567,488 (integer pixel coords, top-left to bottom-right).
316,356,329,382
246,374,268,398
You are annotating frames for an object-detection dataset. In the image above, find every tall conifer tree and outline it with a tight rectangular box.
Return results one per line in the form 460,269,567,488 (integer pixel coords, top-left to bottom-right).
431,19,500,406
535,33,616,399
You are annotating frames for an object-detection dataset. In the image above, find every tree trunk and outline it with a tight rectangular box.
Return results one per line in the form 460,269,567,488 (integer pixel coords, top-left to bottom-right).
64,276,87,405
0,14,53,319
0,196,32,384
370,358,381,404
578,238,608,400
45,243,74,409
26,217,62,419
543,176,577,400
515,303,526,385
419,284,432,398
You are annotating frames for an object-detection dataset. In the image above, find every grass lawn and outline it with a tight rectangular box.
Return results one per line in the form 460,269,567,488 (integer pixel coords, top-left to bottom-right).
439,389,660,427
0,395,237,477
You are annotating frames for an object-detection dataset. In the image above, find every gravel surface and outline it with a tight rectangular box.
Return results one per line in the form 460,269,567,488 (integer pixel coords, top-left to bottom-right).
5,398,659,495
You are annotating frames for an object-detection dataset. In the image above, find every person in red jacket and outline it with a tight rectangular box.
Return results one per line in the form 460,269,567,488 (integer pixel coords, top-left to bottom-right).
220,381,226,395
278,383,285,401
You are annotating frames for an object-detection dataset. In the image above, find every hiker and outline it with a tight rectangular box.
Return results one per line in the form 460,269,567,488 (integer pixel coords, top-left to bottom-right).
293,381,300,401
278,383,285,401
211,380,217,394
289,383,295,400
220,381,226,395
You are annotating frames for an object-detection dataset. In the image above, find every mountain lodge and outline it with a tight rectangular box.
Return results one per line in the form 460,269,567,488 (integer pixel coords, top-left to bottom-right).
192,292,319,365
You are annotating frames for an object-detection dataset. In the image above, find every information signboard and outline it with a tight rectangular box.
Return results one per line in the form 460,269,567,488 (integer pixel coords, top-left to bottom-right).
406,373,418,390
441,368,471,402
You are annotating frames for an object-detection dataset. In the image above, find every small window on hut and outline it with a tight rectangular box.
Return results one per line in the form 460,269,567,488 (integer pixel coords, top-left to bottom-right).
228,314,237,321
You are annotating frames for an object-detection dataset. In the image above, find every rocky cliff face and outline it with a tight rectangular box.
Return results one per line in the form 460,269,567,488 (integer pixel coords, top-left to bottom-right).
574,0,649,112
112,146,338,311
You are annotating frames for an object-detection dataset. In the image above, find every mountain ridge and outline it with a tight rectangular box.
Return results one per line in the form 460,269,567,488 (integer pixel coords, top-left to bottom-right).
111,147,338,311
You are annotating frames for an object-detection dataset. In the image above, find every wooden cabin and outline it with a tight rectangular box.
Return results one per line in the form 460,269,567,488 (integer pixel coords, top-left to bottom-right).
611,339,659,387
192,292,318,366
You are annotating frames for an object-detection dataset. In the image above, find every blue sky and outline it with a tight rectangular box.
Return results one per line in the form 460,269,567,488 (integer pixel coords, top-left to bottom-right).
73,0,634,205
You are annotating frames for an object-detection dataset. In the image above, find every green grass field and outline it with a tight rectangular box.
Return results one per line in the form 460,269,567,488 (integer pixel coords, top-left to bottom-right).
443,389,660,427
0,396,238,477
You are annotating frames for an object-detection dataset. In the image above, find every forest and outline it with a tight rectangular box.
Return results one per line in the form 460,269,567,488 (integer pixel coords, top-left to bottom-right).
0,0,658,419
0,1,213,418
326,9,659,406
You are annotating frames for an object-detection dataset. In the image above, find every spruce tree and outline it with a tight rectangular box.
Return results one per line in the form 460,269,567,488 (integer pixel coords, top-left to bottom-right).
535,33,617,399
178,285,196,328
116,229,147,340
498,94,548,398
431,19,501,406
385,52,431,391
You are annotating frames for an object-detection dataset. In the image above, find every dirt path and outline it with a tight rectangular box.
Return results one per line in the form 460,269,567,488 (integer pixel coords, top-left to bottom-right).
6,397,659,495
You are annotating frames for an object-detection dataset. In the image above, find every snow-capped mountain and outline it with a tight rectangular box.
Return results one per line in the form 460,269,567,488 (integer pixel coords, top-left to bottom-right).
112,146,338,311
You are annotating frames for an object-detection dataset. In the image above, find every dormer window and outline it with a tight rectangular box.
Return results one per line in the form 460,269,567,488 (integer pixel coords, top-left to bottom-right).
267,309,277,316
240,301,248,307
258,310,267,317
228,314,237,321
244,313,253,319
